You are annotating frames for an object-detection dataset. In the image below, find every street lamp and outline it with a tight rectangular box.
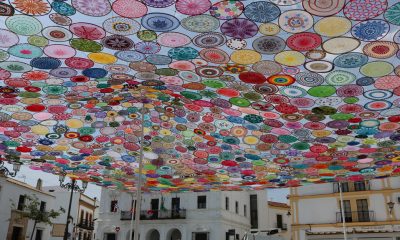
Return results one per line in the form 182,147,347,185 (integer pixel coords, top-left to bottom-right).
387,201,395,214
59,173,88,240
0,158,22,177
287,210,291,216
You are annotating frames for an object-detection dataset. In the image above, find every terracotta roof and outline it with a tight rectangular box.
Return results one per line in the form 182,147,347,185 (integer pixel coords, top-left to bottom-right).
268,201,289,208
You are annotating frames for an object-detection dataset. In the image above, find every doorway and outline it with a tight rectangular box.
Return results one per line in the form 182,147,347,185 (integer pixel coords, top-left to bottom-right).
35,229,43,240
193,232,209,240
105,233,116,240
146,229,160,240
167,229,182,240
11,226,22,240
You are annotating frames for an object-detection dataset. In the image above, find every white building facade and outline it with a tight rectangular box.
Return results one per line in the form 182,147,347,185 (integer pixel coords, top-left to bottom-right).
267,201,291,240
289,176,400,240
43,186,97,240
96,188,274,240
0,176,56,240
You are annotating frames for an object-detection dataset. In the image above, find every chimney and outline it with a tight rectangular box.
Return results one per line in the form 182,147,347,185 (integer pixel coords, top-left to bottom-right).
36,178,43,190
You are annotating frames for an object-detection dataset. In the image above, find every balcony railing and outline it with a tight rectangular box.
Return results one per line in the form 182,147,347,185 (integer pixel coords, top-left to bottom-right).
121,210,135,220
120,209,186,220
276,223,287,231
336,211,375,223
77,219,94,230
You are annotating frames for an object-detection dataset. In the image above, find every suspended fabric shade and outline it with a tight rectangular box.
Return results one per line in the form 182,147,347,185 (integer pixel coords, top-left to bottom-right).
0,0,399,192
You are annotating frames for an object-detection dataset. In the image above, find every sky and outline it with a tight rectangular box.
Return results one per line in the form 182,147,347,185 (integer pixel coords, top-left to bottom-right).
7,163,289,202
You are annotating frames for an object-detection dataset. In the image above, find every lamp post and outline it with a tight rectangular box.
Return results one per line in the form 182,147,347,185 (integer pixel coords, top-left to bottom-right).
59,174,88,240
0,159,22,177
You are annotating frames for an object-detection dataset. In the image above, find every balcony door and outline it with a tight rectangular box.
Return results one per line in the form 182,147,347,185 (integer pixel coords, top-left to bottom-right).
356,199,370,222
340,200,352,222
150,199,159,219
172,197,180,210
171,197,180,218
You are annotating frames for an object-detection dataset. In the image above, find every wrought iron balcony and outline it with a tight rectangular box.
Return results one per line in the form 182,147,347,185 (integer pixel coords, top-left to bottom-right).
77,219,94,230
120,209,186,220
336,211,375,223
120,210,135,220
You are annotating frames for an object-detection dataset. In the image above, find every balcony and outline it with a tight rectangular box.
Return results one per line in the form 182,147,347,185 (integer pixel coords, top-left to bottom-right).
336,211,375,223
121,210,135,220
276,223,287,231
77,219,94,230
120,209,186,220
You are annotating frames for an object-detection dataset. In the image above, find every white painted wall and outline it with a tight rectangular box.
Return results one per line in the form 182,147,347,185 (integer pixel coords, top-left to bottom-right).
44,188,80,240
0,177,55,240
296,184,333,196
96,188,279,240
268,206,290,240
43,186,96,240
297,198,338,224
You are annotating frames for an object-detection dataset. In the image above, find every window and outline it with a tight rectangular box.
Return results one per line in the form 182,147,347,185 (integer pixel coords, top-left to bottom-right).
39,201,46,212
244,205,247,217
235,201,239,214
17,195,25,210
151,199,159,210
197,196,206,209
334,182,349,193
80,210,84,223
110,200,118,212
354,181,366,191
250,195,258,229
277,214,283,229
356,199,370,222
225,197,229,210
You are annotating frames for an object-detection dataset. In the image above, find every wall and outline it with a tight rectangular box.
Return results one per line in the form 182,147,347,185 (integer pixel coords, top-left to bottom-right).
296,184,333,196
291,177,400,240
0,178,55,240
268,206,290,240
46,190,80,239
42,187,97,240
96,188,272,240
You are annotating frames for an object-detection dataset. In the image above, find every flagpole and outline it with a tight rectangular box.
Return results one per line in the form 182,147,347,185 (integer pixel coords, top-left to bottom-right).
339,182,348,240
132,96,146,240
129,192,135,240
